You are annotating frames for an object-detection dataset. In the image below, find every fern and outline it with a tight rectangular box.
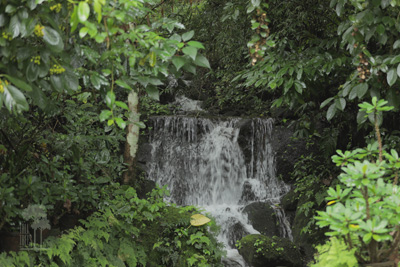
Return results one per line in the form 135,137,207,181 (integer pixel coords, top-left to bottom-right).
310,237,358,267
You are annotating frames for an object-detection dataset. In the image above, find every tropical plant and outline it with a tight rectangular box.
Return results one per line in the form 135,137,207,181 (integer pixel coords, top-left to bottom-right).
315,97,400,264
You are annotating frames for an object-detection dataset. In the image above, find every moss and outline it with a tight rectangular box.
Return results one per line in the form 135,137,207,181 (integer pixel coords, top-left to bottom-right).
238,234,303,267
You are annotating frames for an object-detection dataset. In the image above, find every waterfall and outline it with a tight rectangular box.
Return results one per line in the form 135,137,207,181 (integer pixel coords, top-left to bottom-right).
146,116,291,266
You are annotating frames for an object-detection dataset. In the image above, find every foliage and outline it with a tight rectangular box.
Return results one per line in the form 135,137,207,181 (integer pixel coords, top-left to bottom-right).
0,97,125,230
315,98,400,264
0,186,224,266
310,237,358,267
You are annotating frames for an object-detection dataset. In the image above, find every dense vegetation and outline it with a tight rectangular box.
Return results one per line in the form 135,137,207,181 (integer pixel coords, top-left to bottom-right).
1,0,400,266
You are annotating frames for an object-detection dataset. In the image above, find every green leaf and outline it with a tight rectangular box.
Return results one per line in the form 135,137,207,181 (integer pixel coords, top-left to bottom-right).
146,86,159,101
172,56,186,71
115,101,128,110
3,85,29,112
320,97,334,108
115,117,127,129
182,31,194,42
397,64,400,79
93,0,102,23
78,2,90,23
50,75,63,92
335,98,346,111
327,103,336,121
106,91,115,108
187,41,205,49
63,71,79,92
356,83,368,98
3,75,32,92
27,84,51,111
99,110,112,122
26,62,39,82
79,27,89,38
394,40,400,49
194,54,211,69
149,51,156,67
43,27,64,52
387,68,397,86
9,15,20,38
115,79,132,90
376,24,385,35
182,46,198,61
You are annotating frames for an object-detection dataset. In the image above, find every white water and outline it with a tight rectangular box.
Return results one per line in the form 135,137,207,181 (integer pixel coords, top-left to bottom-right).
147,116,291,266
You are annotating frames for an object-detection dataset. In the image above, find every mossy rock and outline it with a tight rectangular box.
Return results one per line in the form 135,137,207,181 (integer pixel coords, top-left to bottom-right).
281,189,299,212
238,234,303,267
243,202,280,237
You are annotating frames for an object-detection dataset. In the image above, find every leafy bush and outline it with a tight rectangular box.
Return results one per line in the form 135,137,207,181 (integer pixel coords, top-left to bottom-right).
315,98,400,264
0,186,224,266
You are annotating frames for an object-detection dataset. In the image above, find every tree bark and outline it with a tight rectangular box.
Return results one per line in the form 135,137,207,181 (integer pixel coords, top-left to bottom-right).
123,91,140,184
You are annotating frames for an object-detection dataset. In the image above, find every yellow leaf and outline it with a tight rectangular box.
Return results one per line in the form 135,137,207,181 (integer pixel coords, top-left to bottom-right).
349,224,359,229
190,214,211,226
327,200,336,206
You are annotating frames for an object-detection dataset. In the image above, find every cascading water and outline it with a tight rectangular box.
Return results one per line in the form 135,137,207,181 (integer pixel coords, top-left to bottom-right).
146,116,291,266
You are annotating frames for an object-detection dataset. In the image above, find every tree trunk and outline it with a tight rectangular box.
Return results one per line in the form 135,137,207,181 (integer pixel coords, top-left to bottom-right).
123,91,140,184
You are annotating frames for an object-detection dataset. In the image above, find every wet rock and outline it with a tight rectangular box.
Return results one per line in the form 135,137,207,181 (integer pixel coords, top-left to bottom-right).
238,234,303,267
271,125,306,183
136,143,153,164
136,179,156,199
239,181,257,204
243,202,280,237
281,189,299,211
227,222,247,248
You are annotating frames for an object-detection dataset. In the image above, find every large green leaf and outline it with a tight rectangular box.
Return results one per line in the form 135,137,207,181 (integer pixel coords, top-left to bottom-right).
3,75,32,91
194,54,211,69
187,41,205,49
327,103,336,121
63,71,79,92
26,62,40,82
182,46,197,61
43,27,64,52
172,56,186,71
50,75,64,92
146,86,159,101
9,15,20,38
78,2,90,23
182,31,194,42
3,85,29,112
335,98,346,111
356,83,368,98
387,68,397,86
27,85,50,111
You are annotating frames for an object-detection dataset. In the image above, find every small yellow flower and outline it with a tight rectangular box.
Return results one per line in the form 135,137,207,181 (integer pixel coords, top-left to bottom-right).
0,80,4,93
2,32,12,41
31,56,41,65
50,64,65,75
50,3,62,13
34,24,45,37
327,200,336,206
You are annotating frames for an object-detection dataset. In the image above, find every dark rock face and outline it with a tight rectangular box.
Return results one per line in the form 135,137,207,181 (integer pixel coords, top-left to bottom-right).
271,125,306,184
227,222,248,248
236,119,253,168
243,202,280,237
238,234,303,267
281,189,299,212
136,179,156,199
239,181,257,204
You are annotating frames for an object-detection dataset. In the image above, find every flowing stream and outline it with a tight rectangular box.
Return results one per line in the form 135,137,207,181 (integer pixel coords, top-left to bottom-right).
146,115,291,266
